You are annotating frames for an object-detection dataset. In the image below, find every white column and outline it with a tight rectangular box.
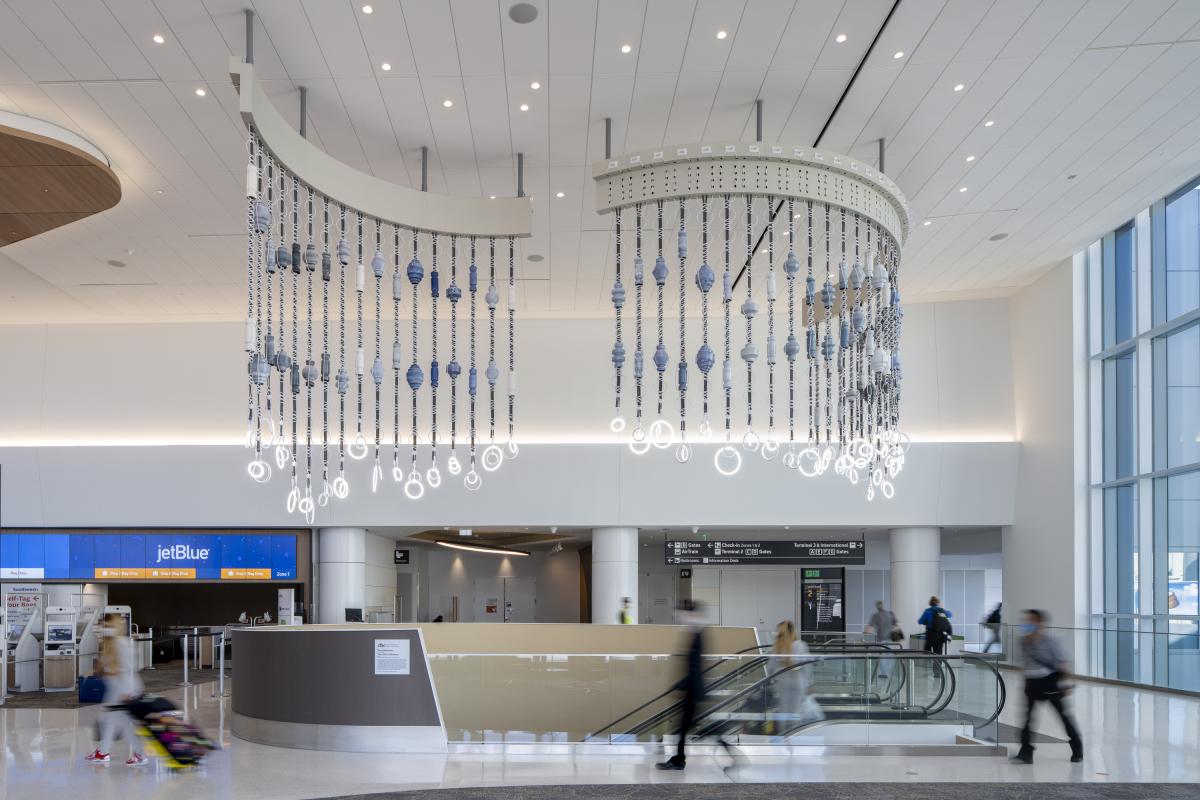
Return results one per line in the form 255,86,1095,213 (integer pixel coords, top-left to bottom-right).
890,527,942,635
318,527,366,624
592,527,639,624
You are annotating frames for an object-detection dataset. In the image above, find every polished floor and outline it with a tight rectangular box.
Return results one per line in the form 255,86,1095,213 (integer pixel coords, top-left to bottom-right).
2,673,1198,799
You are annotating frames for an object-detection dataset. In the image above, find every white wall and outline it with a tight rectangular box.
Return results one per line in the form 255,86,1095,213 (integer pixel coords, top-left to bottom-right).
424,547,580,623
1004,259,1089,628
363,530,398,615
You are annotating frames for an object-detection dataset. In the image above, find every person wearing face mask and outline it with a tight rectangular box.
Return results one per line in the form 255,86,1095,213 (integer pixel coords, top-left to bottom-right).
84,614,147,766
1013,609,1083,765
658,600,714,770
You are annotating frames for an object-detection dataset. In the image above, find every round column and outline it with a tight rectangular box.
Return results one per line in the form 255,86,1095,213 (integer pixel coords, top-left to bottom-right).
890,527,942,636
318,527,367,624
591,527,639,625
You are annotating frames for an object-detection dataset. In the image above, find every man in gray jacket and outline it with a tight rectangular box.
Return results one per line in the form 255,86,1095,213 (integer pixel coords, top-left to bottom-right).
1013,609,1083,764
867,600,896,643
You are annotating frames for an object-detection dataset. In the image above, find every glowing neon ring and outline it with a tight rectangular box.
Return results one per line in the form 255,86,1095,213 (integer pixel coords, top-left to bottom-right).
332,475,350,499
286,486,300,514
464,469,482,491
629,438,652,456
482,444,504,472
631,425,647,442
447,455,462,475
761,438,779,461
649,419,674,449
741,429,760,451
714,444,742,476
275,445,289,470
675,442,692,464
371,463,383,493
699,419,712,437
404,474,425,500
426,466,442,489
348,432,369,460
298,493,314,516
393,464,404,483
881,480,895,499
247,460,270,482
797,447,824,478
507,440,519,459
610,415,626,433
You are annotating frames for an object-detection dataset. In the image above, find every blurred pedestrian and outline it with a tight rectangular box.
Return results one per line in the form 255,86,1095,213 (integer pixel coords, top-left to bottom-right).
658,600,706,770
983,603,1002,653
618,597,634,624
1013,609,1083,765
84,614,147,767
918,596,953,655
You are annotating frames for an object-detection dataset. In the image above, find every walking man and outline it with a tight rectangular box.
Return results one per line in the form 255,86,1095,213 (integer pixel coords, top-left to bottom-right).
1013,609,1083,764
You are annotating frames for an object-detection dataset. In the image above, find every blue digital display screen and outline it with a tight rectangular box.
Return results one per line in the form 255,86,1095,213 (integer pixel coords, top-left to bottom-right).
0,532,298,581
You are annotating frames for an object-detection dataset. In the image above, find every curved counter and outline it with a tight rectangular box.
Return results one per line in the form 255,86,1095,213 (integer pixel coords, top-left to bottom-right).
231,625,446,753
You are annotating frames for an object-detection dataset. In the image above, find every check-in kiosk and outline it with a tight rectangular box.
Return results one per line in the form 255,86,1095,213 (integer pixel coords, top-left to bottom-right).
75,606,103,677
42,606,78,691
6,600,43,693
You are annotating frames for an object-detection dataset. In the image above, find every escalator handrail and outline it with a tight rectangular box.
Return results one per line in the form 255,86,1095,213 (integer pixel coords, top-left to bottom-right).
584,644,775,740
697,653,985,740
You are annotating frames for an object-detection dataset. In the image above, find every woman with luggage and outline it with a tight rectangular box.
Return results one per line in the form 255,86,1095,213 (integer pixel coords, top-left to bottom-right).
85,613,148,766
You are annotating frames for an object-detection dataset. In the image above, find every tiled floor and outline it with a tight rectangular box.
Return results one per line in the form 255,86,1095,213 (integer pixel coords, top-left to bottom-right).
2,673,1198,799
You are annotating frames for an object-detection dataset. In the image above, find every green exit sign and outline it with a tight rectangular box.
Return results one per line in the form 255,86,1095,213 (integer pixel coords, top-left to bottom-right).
804,569,821,578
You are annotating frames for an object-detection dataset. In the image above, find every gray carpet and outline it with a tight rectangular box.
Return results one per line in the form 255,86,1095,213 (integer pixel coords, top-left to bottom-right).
321,784,1200,800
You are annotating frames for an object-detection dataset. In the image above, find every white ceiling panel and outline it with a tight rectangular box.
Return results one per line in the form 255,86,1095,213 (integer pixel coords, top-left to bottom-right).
3,0,1200,322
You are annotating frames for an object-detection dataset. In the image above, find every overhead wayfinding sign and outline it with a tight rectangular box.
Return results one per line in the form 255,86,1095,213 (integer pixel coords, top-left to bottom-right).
665,540,865,566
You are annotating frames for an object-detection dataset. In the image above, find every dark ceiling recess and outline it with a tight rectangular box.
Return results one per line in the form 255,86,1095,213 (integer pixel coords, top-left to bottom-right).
508,3,538,24
732,0,902,291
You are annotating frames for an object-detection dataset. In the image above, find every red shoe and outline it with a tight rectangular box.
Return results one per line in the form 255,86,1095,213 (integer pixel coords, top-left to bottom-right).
85,749,111,763
126,753,149,767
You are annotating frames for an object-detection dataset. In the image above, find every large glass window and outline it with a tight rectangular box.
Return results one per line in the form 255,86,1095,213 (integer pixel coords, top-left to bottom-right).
1103,223,1137,347
1156,324,1200,469
1103,351,1137,481
1091,181,1200,693
1162,180,1200,323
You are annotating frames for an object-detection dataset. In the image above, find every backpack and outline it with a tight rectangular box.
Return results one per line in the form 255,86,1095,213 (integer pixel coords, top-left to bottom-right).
930,610,953,642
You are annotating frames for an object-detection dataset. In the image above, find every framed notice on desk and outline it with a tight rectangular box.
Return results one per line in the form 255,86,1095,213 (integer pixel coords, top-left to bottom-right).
374,639,411,675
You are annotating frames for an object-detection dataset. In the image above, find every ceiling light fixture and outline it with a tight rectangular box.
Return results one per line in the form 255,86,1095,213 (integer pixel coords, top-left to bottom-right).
716,30,728,40
381,62,391,71
953,84,964,92
893,51,904,59
555,191,564,198
520,103,529,111
436,540,529,557
489,195,496,199
835,34,847,43
152,34,165,44
621,44,632,54
362,4,373,13
988,233,1008,241
531,81,541,90
508,3,538,24
965,155,975,162
923,220,932,226
442,99,453,108
195,88,206,96
959,186,968,193
155,189,164,195
984,119,995,127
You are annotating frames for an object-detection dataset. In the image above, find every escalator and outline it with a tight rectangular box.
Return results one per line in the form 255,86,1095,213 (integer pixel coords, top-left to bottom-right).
586,648,1005,746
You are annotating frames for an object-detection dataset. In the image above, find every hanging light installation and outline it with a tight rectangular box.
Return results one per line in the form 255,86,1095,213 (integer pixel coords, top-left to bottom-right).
593,142,910,497
235,59,531,514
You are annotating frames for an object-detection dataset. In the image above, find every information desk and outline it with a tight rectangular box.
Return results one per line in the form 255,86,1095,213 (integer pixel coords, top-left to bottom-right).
231,625,445,753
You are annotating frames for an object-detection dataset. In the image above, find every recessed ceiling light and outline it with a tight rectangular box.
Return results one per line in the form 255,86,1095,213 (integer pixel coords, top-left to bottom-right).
959,186,968,193
508,2,538,24
530,81,541,90
893,51,904,59
984,119,995,127
555,191,565,198
489,195,496,199
442,99,453,108
361,4,373,13
953,83,964,92
989,232,1009,241
381,62,391,71
923,220,932,226
106,259,127,268
194,88,206,96
1067,174,1077,180
716,30,728,40
965,155,976,162
155,189,164,195
835,33,847,43
519,103,529,111
152,34,165,44
621,44,632,54
528,254,544,262
794,213,801,219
